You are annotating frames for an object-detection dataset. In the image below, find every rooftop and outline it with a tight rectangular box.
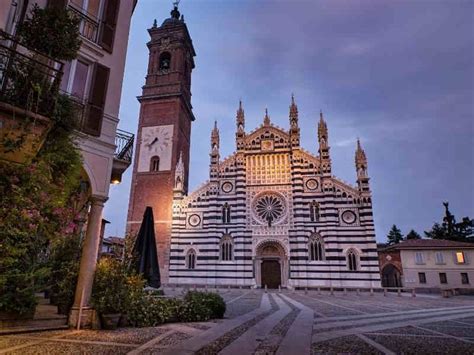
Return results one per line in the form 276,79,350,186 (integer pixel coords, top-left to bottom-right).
384,239,474,250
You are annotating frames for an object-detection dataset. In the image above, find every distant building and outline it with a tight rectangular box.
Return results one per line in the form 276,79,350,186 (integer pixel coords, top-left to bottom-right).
100,236,124,259
378,239,474,292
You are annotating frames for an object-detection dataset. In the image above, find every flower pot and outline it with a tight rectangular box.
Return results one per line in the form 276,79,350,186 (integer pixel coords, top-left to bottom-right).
0,102,52,164
101,313,121,330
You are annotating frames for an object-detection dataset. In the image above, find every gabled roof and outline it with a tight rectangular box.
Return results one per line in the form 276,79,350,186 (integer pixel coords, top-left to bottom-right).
384,239,474,250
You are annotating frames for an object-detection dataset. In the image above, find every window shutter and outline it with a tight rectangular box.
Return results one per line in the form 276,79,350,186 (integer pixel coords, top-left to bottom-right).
83,63,109,136
99,0,120,53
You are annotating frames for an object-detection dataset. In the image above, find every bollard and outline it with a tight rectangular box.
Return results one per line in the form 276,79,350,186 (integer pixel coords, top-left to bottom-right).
330,287,334,296
265,284,268,293
356,288,360,296
278,285,281,293
317,287,321,295
384,289,387,297
343,288,347,296
397,288,401,297
412,289,416,298
370,288,374,296
228,284,230,290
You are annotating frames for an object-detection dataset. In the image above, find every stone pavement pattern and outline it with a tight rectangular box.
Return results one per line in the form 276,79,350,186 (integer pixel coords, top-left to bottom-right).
1,289,474,354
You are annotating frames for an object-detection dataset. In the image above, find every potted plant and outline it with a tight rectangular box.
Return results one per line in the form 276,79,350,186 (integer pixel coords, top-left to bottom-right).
91,258,126,329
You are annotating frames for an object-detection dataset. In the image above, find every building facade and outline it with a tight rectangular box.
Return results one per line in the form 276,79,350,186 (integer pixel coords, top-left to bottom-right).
379,239,474,291
1,0,136,326
127,6,380,289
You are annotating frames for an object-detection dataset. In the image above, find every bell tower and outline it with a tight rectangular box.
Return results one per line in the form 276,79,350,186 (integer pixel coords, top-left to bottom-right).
127,4,196,282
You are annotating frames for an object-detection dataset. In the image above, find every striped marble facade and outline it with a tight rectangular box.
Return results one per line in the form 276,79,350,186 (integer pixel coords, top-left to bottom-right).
169,99,380,289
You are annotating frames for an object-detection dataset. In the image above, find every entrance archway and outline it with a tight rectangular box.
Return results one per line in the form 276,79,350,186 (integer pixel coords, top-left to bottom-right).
255,240,288,289
381,264,402,287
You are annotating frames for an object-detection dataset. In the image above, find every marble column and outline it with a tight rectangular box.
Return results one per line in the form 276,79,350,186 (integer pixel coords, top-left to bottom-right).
69,196,106,328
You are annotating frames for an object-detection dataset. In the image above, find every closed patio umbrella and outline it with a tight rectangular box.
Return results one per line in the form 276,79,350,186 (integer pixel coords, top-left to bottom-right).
133,206,160,288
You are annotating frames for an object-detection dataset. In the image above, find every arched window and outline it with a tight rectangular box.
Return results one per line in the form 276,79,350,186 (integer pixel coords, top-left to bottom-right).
220,235,233,261
310,200,320,222
222,203,231,224
309,234,325,261
347,249,358,271
186,249,196,269
150,156,160,172
159,52,171,71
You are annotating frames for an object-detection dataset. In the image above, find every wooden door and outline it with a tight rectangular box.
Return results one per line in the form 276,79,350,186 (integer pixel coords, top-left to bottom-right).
261,260,281,289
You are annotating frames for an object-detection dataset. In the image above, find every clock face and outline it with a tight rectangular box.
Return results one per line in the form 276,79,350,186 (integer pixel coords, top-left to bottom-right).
137,125,174,172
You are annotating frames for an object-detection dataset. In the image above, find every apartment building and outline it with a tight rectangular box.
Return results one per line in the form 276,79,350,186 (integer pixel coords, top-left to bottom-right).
0,0,136,327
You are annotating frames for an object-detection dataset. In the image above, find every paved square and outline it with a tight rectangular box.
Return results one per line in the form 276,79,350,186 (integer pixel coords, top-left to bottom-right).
1,289,473,354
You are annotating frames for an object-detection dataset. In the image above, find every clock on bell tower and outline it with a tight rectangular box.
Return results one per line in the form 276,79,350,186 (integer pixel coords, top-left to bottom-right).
127,4,196,282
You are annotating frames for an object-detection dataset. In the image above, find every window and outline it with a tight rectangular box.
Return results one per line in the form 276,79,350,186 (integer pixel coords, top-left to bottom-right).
222,203,231,224
309,235,324,261
435,252,444,265
83,63,110,136
220,235,233,261
461,273,469,285
159,52,171,71
418,272,426,284
439,272,447,284
347,249,358,271
309,200,320,222
99,0,120,52
150,156,160,172
456,251,466,264
415,252,424,265
186,249,196,269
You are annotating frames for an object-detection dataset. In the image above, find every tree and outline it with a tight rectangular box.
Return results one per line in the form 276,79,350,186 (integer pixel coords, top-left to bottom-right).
406,230,421,240
424,202,474,243
387,225,404,245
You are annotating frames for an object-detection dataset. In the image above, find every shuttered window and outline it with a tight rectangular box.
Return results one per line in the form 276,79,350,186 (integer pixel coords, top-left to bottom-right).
82,63,109,136
100,0,120,53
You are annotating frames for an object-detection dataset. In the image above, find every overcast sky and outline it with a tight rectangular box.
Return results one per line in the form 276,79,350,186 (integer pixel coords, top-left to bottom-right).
104,0,474,243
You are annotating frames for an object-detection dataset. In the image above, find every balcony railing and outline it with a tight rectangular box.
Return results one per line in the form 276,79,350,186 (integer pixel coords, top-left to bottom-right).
0,30,63,118
68,5,100,45
115,129,134,164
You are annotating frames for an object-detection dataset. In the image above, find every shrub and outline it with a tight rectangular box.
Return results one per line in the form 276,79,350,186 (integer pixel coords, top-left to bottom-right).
184,291,226,319
91,258,126,315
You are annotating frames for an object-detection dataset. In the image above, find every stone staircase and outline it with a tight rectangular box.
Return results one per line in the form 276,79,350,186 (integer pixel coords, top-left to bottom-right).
0,294,68,335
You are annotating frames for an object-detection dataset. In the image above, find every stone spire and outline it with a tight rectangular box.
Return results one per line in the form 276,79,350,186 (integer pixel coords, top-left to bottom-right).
355,138,370,192
289,94,300,147
236,100,245,151
174,151,185,195
210,121,220,180
264,108,270,126
289,94,298,128
318,110,331,174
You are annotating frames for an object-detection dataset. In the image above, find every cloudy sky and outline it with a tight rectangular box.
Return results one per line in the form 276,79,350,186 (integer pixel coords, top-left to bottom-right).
104,0,474,243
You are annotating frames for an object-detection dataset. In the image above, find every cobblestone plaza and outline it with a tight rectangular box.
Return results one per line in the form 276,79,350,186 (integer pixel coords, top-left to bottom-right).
1,289,473,354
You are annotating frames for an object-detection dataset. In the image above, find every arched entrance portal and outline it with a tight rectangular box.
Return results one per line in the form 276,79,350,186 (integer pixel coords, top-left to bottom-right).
255,241,288,289
381,264,402,288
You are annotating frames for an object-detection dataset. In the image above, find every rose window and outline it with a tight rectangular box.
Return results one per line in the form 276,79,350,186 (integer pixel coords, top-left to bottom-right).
253,193,286,226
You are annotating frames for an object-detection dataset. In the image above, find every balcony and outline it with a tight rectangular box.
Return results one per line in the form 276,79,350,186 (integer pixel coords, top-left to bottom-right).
0,30,63,163
111,129,134,184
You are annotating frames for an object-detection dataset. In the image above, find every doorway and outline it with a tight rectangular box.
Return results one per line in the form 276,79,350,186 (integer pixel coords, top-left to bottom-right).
381,264,402,287
261,260,281,289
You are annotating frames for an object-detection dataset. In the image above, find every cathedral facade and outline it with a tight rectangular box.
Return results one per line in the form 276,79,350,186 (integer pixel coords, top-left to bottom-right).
127,6,380,289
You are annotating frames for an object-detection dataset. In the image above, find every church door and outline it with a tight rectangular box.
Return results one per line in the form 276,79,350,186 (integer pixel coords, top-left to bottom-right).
261,260,281,289
381,264,402,288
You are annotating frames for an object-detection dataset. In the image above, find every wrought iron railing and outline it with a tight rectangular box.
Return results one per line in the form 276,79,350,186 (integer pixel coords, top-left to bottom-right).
68,5,100,44
115,129,134,164
0,30,63,117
